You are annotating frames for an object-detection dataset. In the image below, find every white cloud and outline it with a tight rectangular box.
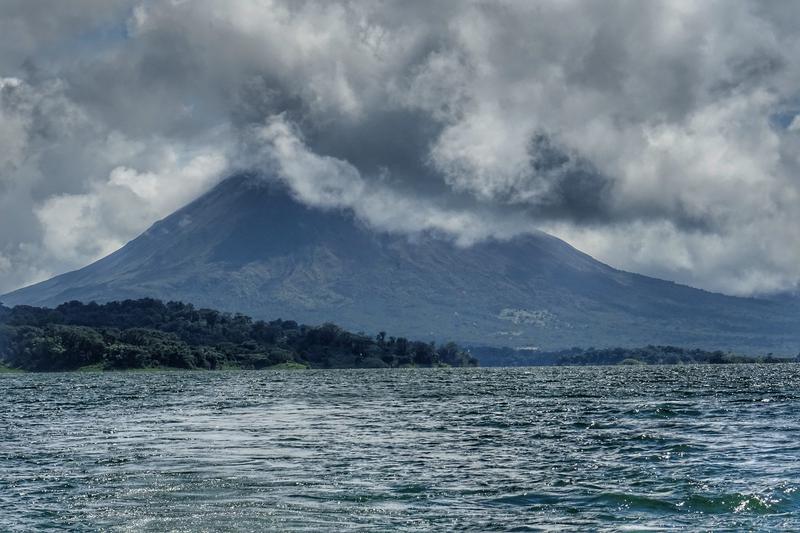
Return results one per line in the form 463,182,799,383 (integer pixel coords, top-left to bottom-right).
3,0,800,296
0,73,231,293
256,115,531,246
257,117,365,208
35,150,227,265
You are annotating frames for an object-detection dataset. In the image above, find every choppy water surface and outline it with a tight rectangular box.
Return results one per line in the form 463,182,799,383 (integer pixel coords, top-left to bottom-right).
2,365,800,531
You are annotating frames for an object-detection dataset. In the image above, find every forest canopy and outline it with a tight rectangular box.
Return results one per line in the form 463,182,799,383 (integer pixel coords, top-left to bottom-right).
0,299,476,371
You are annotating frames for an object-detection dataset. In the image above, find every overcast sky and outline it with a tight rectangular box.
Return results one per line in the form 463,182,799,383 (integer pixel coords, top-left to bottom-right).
1,0,800,297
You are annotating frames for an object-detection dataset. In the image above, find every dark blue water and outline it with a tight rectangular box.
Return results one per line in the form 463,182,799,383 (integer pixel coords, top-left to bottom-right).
2,365,799,531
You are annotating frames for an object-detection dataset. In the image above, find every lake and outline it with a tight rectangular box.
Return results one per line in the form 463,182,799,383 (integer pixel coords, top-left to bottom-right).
2,365,799,531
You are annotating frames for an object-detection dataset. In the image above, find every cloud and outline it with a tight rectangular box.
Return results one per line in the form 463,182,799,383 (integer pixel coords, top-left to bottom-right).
2,0,800,296
256,115,531,245
0,78,29,176
35,150,227,265
257,117,365,209
0,74,231,292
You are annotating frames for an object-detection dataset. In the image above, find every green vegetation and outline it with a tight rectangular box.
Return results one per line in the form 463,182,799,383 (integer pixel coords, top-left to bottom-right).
0,299,476,372
265,361,308,370
471,345,796,367
0,362,23,373
76,362,106,372
618,358,645,366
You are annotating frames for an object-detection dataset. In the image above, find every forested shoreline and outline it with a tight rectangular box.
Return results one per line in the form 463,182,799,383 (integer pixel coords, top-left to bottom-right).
0,299,477,372
472,344,797,367
2,299,795,373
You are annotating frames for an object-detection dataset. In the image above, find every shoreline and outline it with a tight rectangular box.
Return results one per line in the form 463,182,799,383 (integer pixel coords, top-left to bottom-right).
2,359,796,374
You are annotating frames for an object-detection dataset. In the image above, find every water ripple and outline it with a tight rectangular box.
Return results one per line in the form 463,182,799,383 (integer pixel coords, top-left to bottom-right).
1,365,799,531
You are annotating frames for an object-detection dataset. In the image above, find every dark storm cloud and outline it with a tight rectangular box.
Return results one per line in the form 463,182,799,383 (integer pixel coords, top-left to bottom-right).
522,133,616,224
1,0,800,296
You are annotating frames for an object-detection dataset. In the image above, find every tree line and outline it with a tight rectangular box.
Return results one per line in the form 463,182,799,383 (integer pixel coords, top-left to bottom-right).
470,344,796,366
0,299,477,371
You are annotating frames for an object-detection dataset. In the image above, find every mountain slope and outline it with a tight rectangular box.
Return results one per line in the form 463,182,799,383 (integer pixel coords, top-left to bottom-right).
3,174,798,353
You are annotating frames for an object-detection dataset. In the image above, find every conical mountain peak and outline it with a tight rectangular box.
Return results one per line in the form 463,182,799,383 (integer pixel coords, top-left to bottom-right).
3,173,798,353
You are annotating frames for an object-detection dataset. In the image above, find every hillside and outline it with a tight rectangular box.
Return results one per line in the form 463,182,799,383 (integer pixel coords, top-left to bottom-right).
3,174,798,353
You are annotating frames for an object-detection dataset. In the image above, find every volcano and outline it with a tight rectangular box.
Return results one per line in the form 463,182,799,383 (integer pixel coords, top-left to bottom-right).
3,174,798,353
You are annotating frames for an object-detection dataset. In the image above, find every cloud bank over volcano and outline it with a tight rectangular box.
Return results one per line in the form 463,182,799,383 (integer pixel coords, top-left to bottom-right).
2,0,800,296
